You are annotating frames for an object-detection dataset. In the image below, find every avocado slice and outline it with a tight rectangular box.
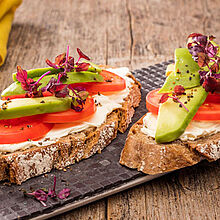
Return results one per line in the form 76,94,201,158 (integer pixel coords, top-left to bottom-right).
0,96,72,120
159,48,200,93
12,63,102,81
12,67,62,81
155,86,208,143
2,71,103,97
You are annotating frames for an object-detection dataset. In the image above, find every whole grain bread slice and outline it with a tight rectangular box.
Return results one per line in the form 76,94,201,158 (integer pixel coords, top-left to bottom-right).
120,115,220,175
0,74,141,184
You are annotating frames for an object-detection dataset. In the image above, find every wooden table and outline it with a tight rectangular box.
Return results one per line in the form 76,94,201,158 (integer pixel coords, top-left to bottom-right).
1,0,219,219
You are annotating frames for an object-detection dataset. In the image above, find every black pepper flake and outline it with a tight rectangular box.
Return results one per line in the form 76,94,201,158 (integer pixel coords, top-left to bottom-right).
27,125,32,128
179,104,182,108
7,98,10,101
38,142,42,145
98,92,101,96
190,95,194,98
189,77,192,81
193,74,195,77
93,77,97,81
184,101,187,104
186,70,189,73
185,64,188,67
27,139,31,141
20,127,24,130
40,100,45,103
105,79,112,82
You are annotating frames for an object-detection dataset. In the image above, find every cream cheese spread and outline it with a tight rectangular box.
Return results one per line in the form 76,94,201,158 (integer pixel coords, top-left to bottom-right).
141,112,220,141
0,67,134,153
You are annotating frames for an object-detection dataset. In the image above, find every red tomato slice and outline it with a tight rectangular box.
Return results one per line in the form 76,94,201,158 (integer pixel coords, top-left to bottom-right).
0,116,53,144
146,88,220,121
42,97,96,123
70,70,126,95
2,91,52,100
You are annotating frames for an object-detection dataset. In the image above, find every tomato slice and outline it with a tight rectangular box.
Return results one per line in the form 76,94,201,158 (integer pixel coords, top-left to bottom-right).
70,70,126,95
146,88,220,121
0,116,53,144
42,97,96,123
2,91,52,100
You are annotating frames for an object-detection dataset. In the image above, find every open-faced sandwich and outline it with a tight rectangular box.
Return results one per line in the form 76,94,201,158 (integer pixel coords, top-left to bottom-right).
0,47,141,184
120,33,220,174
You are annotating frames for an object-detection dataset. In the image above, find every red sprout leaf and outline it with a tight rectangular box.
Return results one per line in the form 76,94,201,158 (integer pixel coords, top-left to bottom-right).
210,62,219,73
55,53,66,66
16,66,28,83
209,35,215,41
206,42,218,58
54,85,69,98
24,189,48,206
202,77,218,93
48,176,57,198
197,52,209,67
173,85,185,95
58,188,71,199
159,93,169,104
159,88,189,112
77,48,90,62
188,33,203,39
75,62,90,72
45,59,60,69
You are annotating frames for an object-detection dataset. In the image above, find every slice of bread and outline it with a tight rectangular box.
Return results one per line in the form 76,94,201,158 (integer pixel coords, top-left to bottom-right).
0,73,141,184
120,115,220,175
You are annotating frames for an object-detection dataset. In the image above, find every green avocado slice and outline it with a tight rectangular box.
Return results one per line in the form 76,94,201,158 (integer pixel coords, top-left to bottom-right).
0,96,72,120
12,63,102,81
12,67,62,81
159,48,200,93
155,86,208,143
2,71,103,97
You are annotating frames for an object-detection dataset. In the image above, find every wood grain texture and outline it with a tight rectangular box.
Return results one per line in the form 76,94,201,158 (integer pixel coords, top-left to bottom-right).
0,0,219,219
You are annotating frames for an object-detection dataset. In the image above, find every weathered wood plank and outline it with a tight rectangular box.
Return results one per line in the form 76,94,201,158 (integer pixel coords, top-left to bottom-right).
53,200,106,220
0,0,219,219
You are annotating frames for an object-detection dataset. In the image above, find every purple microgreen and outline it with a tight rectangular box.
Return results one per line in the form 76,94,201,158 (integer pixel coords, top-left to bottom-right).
33,71,51,86
75,62,90,72
48,176,57,198
210,62,219,73
173,85,185,95
159,85,189,112
197,52,209,67
16,65,28,84
46,58,60,69
159,93,169,104
202,76,218,93
58,188,71,200
23,176,71,206
76,48,90,64
24,189,48,207
69,85,89,111
187,33,220,93
16,66,44,98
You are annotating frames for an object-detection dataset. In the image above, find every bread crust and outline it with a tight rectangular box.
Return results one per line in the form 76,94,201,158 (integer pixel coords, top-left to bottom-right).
120,116,220,175
0,74,141,184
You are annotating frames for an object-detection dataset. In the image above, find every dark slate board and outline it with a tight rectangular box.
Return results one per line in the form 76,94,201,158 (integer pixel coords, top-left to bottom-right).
0,60,173,220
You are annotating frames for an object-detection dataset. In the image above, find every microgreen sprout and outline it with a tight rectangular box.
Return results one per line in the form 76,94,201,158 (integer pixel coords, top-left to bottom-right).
16,47,91,111
23,176,71,206
187,33,220,93
159,85,189,112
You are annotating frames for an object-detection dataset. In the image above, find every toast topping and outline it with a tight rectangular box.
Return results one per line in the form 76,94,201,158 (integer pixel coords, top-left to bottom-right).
142,112,220,142
0,67,134,152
